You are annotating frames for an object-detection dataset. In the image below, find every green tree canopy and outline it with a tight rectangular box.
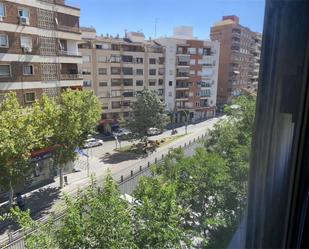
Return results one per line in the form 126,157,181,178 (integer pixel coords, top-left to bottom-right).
126,89,168,141
0,93,38,204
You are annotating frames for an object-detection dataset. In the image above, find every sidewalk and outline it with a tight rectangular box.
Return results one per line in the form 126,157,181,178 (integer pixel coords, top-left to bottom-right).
0,117,223,240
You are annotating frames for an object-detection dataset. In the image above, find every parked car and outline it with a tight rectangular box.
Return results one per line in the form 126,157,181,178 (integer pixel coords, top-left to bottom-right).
83,138,103,148
147,127,163,136
112,128,132,140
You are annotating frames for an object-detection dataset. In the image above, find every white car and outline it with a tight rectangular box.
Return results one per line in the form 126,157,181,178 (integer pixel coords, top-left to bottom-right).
112,128,132,139
147,127,162,136
83,138,103,148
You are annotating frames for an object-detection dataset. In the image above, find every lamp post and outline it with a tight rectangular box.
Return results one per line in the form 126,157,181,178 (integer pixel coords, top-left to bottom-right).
176,109,189,135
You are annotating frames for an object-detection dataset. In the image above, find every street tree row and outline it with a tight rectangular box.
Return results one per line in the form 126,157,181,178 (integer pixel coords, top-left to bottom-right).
0,90,101,205
9,95,256,248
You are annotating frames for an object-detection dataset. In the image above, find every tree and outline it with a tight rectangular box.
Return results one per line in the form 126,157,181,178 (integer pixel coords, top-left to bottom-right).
11,176,138,249
133,176,190,249
53,90,101,188
0,93,38,205
126,89,168,144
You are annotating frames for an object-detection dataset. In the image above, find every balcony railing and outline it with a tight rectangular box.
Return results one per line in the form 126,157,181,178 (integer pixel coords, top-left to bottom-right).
176,73,190,78
57,24,80,33
58,50,81,57
60,74,83,80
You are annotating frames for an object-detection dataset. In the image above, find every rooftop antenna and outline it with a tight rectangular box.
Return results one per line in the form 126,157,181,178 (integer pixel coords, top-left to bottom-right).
154,18,158,38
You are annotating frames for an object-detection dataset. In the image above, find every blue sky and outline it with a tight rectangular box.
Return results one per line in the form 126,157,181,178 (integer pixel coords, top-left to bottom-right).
70,0,265,40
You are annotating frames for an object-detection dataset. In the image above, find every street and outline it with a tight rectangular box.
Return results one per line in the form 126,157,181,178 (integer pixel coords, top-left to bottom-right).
0,117,224,241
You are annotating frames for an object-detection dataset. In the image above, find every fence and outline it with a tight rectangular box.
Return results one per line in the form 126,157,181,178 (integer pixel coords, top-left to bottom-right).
0,133,207,249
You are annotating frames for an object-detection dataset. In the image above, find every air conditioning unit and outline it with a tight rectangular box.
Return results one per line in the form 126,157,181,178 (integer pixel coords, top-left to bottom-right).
22,46,32,53
20,16,29,25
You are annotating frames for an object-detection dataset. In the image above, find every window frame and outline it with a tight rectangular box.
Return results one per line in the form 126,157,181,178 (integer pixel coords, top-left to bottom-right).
0,3,6,17
18,7,30,18
23,64,34,76
24,92,36,103
0,64,11,77
0,34,8,48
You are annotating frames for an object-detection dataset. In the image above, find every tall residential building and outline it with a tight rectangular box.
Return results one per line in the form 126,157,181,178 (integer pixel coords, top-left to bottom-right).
157,27,220,123
210,15,262,108
0,0,82,105
79,28,165,133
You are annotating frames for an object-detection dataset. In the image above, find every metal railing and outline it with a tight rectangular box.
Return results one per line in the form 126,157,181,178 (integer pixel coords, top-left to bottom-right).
60,74,83,80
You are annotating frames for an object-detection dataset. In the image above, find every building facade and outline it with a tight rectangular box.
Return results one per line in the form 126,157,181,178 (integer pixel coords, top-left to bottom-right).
79,28,165,133
0,0,82,105
157,27,220,123
210,15,262,108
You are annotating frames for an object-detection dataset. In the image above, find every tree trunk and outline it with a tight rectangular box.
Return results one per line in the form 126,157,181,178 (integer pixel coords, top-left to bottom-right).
8,180,14,207
59,167,64,189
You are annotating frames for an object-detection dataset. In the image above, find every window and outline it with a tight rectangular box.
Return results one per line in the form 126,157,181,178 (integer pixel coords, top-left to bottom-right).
20,36,32,51
23,65,33,75
190,59,195,65
123,91,134,97
112,101,121,109
111,90,122,97
190,70,195,76
158,68,164,75
123,78,133,86
111,79,121,86
149,69,156,75
0,65,10,77
98,68,107,75
24,92,35,103
149,79,156,86
0,3,5,17
136,57,143,64
0,34,8,48
136,80,143,86
83,80,92,87
169,81,173,86
123,67,133,75
96,43,110,50
110,55,121,63
18,8,30,18
82,55,91,63
136,69,143,75
111,67,121,75
82,68,91,75
122,55,133,63
158,79,163,86
158,89,164,96
149,58,156,64
188,47,196,54
98,56,108,63
99,81,107,87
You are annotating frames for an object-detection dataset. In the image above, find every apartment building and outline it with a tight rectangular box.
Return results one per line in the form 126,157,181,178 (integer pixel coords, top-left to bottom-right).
157,27,220,123
210,15,262,108
79,28,165,132
0,0,82,105
251,32,262,88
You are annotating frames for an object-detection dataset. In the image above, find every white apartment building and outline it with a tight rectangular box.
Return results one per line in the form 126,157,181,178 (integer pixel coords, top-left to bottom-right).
156,27,220,123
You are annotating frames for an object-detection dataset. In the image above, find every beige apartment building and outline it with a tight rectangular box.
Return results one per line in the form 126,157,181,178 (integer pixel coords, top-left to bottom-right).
0,0,82,105
79,28,165,133
210,15,262,108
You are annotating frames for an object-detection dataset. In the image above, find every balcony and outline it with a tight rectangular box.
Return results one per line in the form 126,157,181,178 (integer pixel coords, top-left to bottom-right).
58,50,81,57
57,24,80,33
176,72,190,79
176,95,189,101
60,74,83,80
177,61,190,68
176,82,190,90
